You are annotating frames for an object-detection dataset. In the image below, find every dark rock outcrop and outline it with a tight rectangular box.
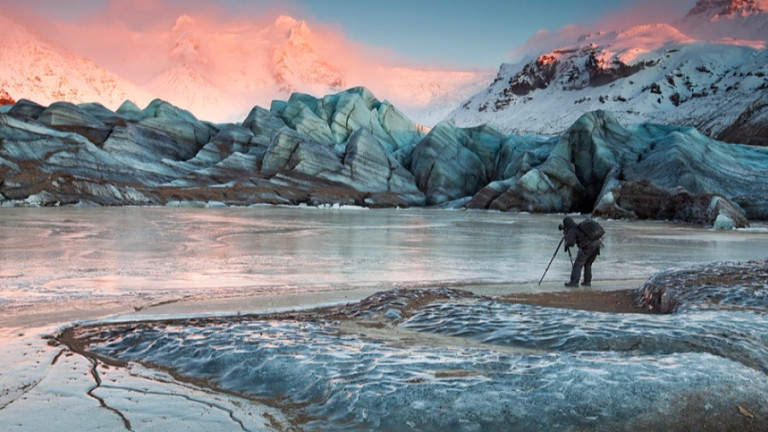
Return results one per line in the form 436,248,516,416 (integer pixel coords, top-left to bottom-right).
584,51,648,87
0,89,14,106
593,180,750,229
507,55,559,96
716,92,768,147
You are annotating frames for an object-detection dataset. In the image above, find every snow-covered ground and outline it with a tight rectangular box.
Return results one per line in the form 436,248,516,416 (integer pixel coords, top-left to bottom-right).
448,32,767,137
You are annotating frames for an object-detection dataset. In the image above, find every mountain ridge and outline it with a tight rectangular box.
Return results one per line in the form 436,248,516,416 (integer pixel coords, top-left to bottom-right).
0,12,491,125
1,0,766,143
684,0,768,18
446,0,768,146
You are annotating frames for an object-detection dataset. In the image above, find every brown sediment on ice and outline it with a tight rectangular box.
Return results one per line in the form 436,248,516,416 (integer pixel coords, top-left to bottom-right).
498,288,649,314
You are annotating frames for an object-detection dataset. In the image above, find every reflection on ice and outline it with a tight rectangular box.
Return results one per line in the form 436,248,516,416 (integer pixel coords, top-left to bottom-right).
4,208,767,430
2,207,767,321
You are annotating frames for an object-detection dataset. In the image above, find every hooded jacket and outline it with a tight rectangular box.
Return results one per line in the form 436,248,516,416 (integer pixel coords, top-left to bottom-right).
562,216,594,250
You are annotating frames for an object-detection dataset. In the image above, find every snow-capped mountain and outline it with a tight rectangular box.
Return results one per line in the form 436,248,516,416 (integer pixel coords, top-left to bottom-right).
0,10,490,126
269,16,346,93
678,0,768,43
144,15,492,124
0,11,152,112
141,14,358,123
448,0,768,145
0,11,489,125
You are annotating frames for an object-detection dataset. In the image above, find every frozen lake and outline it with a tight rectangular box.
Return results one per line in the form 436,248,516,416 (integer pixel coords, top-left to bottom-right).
1,206,767,431
2,206,767,325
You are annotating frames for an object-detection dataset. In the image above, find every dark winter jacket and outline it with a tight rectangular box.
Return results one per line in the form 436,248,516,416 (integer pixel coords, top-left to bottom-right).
562,216,599,251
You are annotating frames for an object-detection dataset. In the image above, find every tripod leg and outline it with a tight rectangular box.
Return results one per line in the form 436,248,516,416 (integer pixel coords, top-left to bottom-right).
538,237,564,285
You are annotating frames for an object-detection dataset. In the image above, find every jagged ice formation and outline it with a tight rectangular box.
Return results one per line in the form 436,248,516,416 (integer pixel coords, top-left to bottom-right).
1,88,767,228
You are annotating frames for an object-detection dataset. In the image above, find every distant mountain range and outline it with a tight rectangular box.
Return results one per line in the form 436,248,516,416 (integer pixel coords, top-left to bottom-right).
0,12,491,126
447,0,768,146
1,0,767,146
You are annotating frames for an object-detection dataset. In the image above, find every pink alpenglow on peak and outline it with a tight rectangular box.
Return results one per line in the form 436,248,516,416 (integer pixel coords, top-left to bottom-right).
678,0,768,44
685,0,768,18
0,7,491,125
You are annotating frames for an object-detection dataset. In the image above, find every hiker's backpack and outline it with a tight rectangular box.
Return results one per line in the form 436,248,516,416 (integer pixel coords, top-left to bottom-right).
578,219,605,241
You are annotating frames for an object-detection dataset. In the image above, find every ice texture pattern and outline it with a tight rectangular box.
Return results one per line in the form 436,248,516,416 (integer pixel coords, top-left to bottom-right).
78,262,768,431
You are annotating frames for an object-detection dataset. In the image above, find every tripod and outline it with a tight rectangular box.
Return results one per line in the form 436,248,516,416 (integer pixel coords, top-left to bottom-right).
538,236,571,285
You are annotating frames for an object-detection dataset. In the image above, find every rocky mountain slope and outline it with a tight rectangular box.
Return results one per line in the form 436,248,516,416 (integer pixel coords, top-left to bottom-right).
2,88,766,228
448,0,768,146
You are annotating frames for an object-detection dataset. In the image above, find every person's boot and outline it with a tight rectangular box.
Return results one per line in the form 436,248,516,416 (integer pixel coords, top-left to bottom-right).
568,266,582,288
581,281,591,287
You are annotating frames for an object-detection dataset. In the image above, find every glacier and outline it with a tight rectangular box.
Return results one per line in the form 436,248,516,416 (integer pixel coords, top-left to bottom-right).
2,87,767,228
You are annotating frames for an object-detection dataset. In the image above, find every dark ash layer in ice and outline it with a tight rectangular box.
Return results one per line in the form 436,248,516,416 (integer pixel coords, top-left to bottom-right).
65,263,768,432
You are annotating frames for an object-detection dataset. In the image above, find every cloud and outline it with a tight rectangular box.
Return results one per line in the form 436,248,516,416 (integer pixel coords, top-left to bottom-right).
507,25,587,64
506,0,694,64
591,0,693,30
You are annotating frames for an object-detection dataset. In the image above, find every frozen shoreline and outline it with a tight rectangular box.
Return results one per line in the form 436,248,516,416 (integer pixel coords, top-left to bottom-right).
2,207,766,430
3,268,768,431
43,265,768,431
0,278,645,330
1,279,645,432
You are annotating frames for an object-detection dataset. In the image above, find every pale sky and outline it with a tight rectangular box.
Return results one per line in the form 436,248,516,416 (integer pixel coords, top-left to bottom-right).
2,0,696,70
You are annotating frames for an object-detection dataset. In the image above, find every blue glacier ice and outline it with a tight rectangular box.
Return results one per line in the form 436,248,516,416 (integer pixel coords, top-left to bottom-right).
76,262,768,431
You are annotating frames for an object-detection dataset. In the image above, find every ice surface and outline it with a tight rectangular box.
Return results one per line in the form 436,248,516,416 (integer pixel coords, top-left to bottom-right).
1,207,766,321
0,326,287,432
78,289,768,431
2,207,767,431
404,300,768,374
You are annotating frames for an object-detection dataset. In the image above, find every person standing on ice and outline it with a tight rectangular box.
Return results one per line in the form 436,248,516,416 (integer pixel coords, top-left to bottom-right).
559,216,604,287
